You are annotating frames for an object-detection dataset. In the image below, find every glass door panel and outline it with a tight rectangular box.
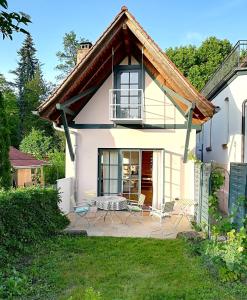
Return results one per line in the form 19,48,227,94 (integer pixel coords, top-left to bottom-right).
121,150,140,201
100,150,120,196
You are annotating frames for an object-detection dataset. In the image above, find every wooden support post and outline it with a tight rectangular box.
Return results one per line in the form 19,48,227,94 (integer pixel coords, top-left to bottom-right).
61,110,75,161
183,104,194,163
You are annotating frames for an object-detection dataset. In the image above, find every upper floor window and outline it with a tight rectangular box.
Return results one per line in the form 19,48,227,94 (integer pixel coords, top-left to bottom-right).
109,66,143,123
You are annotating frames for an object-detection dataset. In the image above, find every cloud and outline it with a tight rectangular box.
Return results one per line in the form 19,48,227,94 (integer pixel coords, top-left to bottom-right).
186,32,203,41
184,32,206,45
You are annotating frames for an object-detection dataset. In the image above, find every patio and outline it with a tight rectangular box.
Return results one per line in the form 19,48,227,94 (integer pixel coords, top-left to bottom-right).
66,210,193,239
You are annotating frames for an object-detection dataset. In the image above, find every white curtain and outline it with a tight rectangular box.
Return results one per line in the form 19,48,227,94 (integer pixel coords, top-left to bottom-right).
152,151,163,209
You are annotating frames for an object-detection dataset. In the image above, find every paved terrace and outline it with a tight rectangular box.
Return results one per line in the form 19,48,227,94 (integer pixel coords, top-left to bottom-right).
67,210,193,239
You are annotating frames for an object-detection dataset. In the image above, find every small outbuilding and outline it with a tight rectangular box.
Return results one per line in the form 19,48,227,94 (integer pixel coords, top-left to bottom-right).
9,147,47,187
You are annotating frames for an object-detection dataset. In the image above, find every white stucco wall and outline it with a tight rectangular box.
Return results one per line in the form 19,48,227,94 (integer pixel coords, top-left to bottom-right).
74,57,185,126
199,74,247,169
69,56,195,204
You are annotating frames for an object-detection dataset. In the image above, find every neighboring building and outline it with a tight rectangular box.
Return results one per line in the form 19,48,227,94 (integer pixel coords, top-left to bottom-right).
9,147,47,187
38,7,214,209
197,40,247,169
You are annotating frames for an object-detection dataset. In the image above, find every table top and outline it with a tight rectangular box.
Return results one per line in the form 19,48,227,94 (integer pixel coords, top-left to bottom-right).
94,196,127,211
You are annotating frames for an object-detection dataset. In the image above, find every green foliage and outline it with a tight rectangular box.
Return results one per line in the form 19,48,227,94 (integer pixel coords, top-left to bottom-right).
0,91,12,189
0,268,29,299
0,0,31,39
22,65,53,136
0,187,69,264
201,228,247,282
56,31,90,80
12,34,39,141
166,37,232,90
0,73,20,147
20,128,53,159
191,167,247,283
2,237,246,299
44,150,65,184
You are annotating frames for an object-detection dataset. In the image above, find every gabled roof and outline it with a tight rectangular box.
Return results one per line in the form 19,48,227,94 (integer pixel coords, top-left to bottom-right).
38,6,215,125
9,147,47,169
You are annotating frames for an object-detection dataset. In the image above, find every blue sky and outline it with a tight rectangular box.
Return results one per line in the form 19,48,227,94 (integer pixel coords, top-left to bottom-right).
1,0,247,83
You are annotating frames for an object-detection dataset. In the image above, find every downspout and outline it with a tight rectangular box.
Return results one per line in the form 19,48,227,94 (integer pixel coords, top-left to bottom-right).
53,122,78,204
241,99,247,163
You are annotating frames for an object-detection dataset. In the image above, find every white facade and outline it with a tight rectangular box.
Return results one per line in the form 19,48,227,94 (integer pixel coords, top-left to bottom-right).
65,57,196,207
198,73,247,169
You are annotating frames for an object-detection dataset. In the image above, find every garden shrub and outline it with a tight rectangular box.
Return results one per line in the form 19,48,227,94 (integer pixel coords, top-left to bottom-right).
0,187,69,264
44,150,65,185
190,167,247,282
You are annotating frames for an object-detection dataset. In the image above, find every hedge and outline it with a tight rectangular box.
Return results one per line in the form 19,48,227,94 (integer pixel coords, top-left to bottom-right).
0,187,69,264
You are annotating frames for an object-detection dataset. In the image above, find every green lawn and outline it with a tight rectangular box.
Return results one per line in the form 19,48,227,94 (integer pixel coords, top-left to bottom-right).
11,236,247,299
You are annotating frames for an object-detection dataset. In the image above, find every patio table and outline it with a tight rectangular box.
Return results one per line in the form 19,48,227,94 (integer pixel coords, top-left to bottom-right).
94,196,127,223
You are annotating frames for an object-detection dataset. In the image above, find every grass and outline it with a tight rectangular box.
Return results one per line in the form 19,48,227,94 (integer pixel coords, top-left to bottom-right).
5,236,247,299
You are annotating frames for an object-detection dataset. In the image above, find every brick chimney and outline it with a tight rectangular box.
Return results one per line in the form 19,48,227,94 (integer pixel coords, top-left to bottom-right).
77,42,92,64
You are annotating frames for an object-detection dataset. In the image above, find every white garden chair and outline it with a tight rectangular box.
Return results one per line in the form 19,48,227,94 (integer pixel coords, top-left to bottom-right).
125,193,146,223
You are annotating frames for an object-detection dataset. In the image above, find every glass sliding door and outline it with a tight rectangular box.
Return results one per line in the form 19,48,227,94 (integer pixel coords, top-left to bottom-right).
122,150,140,201
99,150,120,196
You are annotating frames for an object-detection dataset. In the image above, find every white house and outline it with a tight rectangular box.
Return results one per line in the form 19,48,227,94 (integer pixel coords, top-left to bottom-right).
197,40,247,169
38,7,214,211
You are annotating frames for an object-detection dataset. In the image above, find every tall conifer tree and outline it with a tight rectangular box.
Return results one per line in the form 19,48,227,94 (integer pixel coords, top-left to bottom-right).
12,34,38,141
0,91,12,189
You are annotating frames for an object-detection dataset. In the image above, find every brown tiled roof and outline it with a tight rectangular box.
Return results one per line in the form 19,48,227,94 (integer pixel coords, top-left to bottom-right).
9,147,48,168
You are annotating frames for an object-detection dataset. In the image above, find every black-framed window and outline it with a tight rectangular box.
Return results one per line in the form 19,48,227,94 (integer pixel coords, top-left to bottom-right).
99,150,120,196
114,66,143,119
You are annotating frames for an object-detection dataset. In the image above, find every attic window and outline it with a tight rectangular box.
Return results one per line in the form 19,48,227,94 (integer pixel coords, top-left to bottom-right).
109,66,143,123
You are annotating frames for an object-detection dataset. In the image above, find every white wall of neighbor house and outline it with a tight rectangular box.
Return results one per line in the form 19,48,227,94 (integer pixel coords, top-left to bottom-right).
198,74,247,169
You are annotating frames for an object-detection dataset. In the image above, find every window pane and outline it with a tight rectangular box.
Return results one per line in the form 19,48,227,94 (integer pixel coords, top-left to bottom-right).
110,165,118,179
102,165,110,179
122,151,130,164
123,165,130,178
110,180,118,193
123,180,130,193
120,89,128,96
120,72,129,84
131,151,139,164
102,151,109,164
130,72,138,84
130,96,139,105
129,90,139,96
130,180,139,193
120,96,128,104
130,165,139,176
130,84,139,90
130,109,139,118
103,180,109,194
110,151,118,164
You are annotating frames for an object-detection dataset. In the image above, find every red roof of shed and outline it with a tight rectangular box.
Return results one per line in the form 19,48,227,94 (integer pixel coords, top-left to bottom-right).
9,147,48,168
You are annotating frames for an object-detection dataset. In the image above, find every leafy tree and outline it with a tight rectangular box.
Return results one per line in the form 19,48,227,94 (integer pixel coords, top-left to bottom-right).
55,31,89,80
166,37,232,90
12,34,39,140
20,128,53,159
21,65,53,136
0,91,12,189
0,0,30,39
44,150,65,184
0,74,19,147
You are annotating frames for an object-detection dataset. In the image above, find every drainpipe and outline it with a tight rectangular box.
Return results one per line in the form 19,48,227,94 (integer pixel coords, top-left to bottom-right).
53,122,78,204
241,100,247,163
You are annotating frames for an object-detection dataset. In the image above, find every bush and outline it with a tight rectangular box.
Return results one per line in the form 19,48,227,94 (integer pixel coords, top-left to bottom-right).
44,150,65,185
0,187,69,265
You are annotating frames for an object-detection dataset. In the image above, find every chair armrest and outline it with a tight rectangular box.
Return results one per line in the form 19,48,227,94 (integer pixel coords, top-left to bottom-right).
149,206,160,212
128,200,138,206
